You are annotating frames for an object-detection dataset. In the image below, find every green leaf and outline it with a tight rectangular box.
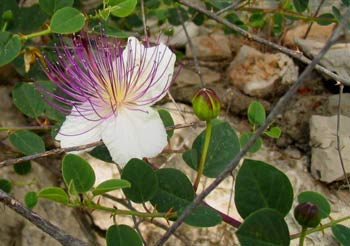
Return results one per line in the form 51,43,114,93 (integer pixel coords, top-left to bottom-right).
150,168,194,212
317,13,336,25
158,109,174,139
12,82,46,118
14,5,48,34
293,0,308,12
0,179,12,193
181,205,222,227
50,7,85,34
249,13,265,28
93,179,131,196
342,0,350,6
106,225,142,246
264,127,282,138
236,208,290,246
183,120,240,178
25,192,38,209
332,224,350,246
240,133,263,153
121,158,158,203
89,144,113,163
332,6,342,22
248,101,266,126
13,161,32,175
109,0,138,18
235,159,293,218
297,191,331,219
62,154,96,193
38,187,69,205
168,7,188,26
0,32,22,67
9,130,45,155
39,0,73,15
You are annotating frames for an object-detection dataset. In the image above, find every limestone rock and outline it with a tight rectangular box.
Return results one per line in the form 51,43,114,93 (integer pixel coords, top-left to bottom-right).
296,38,350,81
310,115,350,183
283,22,335,47
174,67,221,86
326,93,350,117
186,34,232,59
228,45,298,97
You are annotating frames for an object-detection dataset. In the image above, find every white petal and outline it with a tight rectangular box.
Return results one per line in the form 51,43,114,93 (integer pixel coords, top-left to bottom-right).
101,107,167,166
123,37,176,104
56,106,102,148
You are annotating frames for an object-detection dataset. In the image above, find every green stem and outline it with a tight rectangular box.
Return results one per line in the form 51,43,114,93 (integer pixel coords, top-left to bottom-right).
299,227,307,246
1,21,8,32
86,203,176,219
193,120,212,192
291,216,350,240
22,26,51,41
0,126,52,131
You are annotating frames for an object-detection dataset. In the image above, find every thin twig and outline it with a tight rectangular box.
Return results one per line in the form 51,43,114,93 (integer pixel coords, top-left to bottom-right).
177,8,205,88
0,190,91,246
176,0,350,86
303,0,326,39
0,122,201,168
155,7,350,246
336,83,350,190
140,0,149,45
216,0,245,15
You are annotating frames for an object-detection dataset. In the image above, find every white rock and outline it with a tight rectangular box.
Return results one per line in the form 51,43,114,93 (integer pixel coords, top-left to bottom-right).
310,115,350,183
326,93,350,117
296,39,350,82
228,45,298,97
186,34,232,59
174,66,221,86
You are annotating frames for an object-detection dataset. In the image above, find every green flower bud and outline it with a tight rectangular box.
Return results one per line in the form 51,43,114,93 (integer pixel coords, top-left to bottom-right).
294,202,321,228
2,10,13,22
192,88,221,121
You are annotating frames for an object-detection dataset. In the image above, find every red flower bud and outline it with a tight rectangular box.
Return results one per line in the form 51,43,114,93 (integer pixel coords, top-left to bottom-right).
294,202,321,228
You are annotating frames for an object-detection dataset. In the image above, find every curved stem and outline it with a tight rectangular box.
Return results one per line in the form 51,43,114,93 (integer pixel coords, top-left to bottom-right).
86,202,176,219
22,26,51,41
290,216,350,240
193,120,212,192
299,227,307,246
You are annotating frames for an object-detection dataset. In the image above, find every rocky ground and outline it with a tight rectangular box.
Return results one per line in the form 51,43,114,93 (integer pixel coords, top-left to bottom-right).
1,4,350,246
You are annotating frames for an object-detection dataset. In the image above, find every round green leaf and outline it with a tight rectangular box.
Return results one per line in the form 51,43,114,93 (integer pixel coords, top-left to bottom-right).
249,13,265,28
121,158,158,203
264,126,282,139
297,191,331,219
183,120,240,178
89,144,113,163
236,208,290,246
158,109,174,139
106,225,142,246
14,5,48,34
109,0,138,18
25,191,38,209
332,224,350,246
181,205,222,227
38,187,68,205
240,133,263,153
62,154,95,193
317,13,336,26
248,101,266,126
235,159,293,218
9,130,45,155
12,82,46,118
0,179,12,193
13,161,32,175
342,0,350,6
293,0,308,12
150,168,194,212
50,7,85,34
39,0,73,15
0,32,22,67
93,179,131,196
